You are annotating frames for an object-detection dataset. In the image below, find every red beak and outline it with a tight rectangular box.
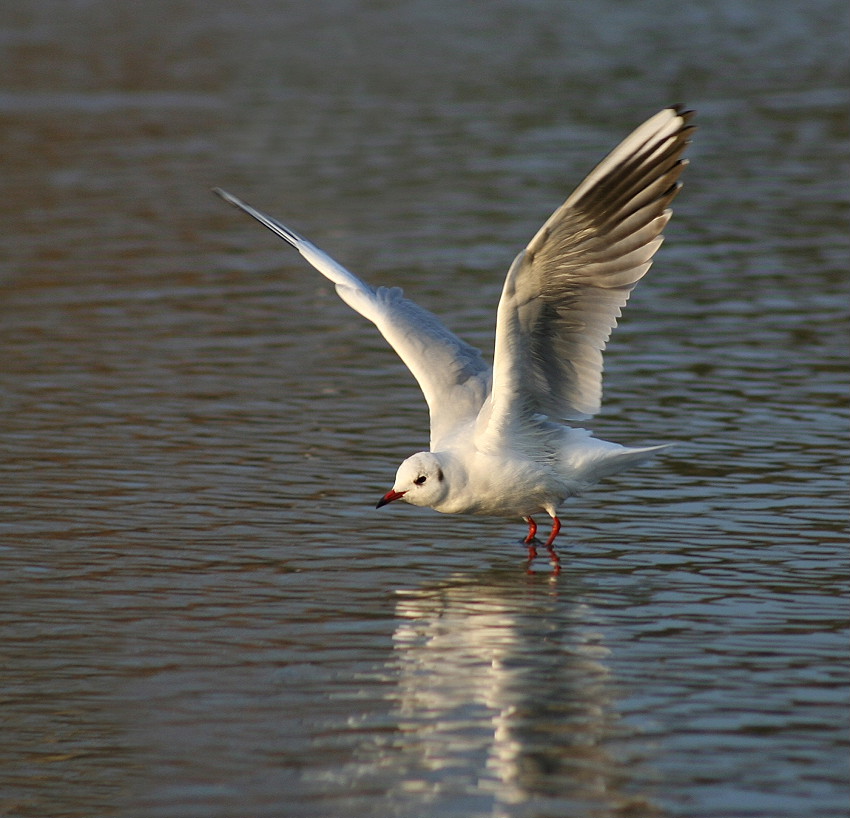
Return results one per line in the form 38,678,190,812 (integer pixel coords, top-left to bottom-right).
376,489,406,509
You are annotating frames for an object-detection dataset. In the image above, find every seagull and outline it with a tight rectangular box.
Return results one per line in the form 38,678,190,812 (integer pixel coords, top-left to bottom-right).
215,105,693,567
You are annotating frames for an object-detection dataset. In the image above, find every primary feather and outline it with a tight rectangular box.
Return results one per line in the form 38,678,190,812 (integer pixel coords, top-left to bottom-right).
482,106,693,447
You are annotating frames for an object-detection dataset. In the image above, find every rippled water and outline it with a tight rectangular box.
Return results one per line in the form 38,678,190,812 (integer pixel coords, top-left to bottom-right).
1,1,848,816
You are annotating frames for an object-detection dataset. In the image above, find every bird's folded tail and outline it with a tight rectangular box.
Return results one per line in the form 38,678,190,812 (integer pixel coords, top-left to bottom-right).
563,437,673,493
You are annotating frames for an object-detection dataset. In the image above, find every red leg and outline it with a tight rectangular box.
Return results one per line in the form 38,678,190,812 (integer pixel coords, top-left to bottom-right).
522,516,538,544
543,516,561,548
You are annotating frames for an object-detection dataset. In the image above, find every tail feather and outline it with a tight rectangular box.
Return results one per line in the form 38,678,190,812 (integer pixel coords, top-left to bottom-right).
562,434,673,492
602,442,672,473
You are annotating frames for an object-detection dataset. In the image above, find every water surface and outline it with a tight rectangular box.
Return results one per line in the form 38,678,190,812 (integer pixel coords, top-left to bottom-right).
1,1,848,816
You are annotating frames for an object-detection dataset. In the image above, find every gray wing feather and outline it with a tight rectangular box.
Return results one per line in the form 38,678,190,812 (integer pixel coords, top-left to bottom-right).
337,283,491,448
214,188,490,449
483,106,694,438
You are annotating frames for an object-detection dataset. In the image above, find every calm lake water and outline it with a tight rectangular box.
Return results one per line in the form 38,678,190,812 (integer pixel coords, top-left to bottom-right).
1,1,848,816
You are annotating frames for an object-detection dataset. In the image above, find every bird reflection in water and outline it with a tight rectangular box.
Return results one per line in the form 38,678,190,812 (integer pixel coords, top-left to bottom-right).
524,528,562,574
387,572,658,815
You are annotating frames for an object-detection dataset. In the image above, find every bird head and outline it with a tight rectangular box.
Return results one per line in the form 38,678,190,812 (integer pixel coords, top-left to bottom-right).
376,452,448,510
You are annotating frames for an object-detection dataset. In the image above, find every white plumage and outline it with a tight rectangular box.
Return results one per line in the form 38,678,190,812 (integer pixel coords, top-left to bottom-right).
216,105,694,567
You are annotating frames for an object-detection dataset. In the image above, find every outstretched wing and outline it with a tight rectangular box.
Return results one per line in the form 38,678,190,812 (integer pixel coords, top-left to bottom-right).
478,106,694,446
215,189,490,448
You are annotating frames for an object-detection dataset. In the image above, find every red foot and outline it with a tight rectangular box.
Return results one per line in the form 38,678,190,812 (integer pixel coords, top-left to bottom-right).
524,515,562,574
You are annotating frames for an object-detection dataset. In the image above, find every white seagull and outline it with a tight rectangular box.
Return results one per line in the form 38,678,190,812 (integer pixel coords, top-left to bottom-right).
216,105,693,566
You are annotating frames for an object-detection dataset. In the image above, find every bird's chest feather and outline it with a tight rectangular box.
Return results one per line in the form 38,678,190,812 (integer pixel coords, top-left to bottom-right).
435,452,558,517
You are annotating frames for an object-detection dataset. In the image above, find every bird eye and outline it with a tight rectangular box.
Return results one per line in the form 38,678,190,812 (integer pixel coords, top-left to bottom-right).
414,475,427,485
